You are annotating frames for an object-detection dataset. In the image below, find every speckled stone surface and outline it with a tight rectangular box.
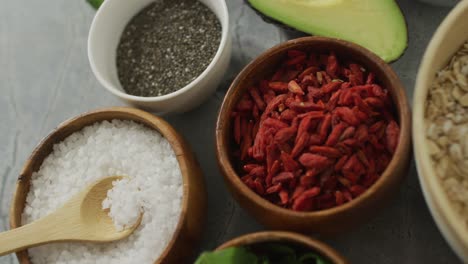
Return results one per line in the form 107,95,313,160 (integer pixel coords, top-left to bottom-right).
0,0,461,263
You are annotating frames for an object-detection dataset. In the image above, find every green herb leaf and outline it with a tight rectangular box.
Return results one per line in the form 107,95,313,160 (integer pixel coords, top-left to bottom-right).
86,0,104,9
299,253,331,264
261,244,296,257
254,243,300,264
259,255,270,264
195,247,258,264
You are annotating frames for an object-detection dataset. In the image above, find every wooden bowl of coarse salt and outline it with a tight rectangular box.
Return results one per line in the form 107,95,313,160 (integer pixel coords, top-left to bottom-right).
9,107,206,264
414,1,468,261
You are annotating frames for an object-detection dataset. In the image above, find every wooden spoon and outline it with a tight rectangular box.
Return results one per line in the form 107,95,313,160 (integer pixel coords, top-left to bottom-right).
0,176,141,256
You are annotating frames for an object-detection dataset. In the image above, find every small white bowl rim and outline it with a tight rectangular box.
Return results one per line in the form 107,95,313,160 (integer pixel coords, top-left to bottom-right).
88,0,229,102
414,0,468,261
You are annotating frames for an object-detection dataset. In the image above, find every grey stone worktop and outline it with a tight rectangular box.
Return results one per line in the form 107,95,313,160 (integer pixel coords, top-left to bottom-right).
0,0,461,263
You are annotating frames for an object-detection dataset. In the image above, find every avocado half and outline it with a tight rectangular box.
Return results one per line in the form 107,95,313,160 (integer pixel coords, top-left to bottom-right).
247,0,408,62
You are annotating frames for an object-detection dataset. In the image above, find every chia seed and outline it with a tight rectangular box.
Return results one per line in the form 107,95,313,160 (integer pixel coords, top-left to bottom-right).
116,0,222,97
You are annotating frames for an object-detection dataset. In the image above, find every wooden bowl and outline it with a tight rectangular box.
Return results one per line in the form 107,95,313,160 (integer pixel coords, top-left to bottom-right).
215,231,348,264
9,107,206,264
413,1,468,261
215,36,411,235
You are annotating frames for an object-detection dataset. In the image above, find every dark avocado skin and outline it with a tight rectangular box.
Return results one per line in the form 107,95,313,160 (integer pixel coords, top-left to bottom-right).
244,0,408,63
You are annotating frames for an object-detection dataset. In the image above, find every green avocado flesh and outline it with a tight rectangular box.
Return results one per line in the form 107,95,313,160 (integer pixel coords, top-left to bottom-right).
248,0,408,62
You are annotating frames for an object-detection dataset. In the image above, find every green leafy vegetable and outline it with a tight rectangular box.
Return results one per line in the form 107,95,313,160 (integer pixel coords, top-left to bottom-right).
195,247,258,264
254,243,299,264
86,0,104,9
258,243,296,256
299,253,332,264
194,243,332,264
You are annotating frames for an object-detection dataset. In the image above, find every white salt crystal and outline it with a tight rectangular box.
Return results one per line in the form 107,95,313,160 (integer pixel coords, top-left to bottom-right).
22,120,183,264
102,178,142,231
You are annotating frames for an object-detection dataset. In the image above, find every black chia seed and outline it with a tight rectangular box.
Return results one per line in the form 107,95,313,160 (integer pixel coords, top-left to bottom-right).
116,0,222,97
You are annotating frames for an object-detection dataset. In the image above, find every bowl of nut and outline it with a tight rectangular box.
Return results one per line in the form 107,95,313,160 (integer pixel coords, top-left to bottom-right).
413,0,468,261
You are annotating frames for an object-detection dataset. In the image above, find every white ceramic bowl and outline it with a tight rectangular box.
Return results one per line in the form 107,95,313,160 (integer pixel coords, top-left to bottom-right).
414,0,468,262
88,0,231,113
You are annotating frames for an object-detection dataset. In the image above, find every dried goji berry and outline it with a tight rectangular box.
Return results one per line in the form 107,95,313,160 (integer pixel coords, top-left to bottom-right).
234,114,241,144
264,118,289,130
335,191,345,205
325,122,347,146
269,82,289,93
286,54,307,66
279,109,297,121
299,66,319,79
266,160,281,187
334,107,360,126
266,183,282,194
289,101,325,112
266,144,280,175
291,133,309,158
366,72,375,84
322,81,342,94
271,68,285,82
350,185,366,197
261,94,288,122
339,126,356,141
356,150,370,167
309,146,342,158
243,164,259,173
298,153,332,170
237,97,254,111
249,87,266,111
292,187,321,211
326,52,339,78
249,166,265,178
231,50,399,212
281,152,300,172
254,179,265,195
241,122,253,160
286,70,300,80
300,174,317,187
288,49,306,58
279,189,289,205
308,134,322,146
287,80,304,95
335,155,349,171
349,64,364,85
274,126,297,144
385,120,400,154
292,185,306,200
272,172,294,184
337,176,351,187
263,90,276,104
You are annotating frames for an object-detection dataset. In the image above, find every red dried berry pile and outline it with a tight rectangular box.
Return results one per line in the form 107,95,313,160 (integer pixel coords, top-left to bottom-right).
231,50,400,212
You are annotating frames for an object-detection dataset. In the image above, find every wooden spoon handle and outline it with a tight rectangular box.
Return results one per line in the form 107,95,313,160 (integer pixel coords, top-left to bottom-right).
0,219,53,256
0,212,75,256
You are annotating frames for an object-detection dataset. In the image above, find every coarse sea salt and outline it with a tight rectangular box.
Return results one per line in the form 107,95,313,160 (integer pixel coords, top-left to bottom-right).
22,120,183,264
102,178,142,232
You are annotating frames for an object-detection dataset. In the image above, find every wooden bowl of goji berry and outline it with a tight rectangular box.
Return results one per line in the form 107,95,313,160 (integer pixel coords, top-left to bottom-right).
215,36,411,236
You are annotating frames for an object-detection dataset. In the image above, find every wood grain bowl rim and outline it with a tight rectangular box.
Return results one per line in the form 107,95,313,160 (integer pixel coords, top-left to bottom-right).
216,36,411,218
413,0,468,259
215,231,348,264
9,107,203,264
